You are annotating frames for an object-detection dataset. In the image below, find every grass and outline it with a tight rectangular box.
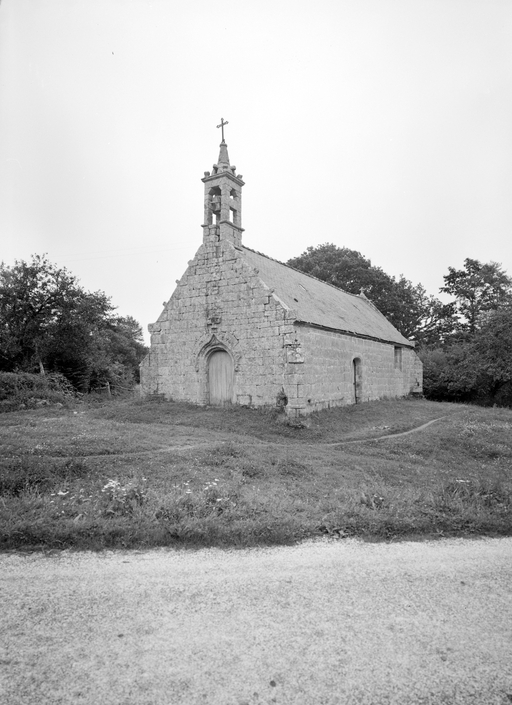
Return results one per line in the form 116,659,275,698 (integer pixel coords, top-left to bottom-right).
1,397,511,550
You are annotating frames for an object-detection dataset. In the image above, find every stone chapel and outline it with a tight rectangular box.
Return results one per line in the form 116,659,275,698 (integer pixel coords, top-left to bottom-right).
140,132,423,416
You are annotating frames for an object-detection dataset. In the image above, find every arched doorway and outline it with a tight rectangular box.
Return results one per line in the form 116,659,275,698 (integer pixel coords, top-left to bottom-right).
353,358,362,404
208,350,233,405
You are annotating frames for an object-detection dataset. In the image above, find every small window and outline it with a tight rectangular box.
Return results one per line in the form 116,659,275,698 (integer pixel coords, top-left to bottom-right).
229,208,235,222
394,347,402,370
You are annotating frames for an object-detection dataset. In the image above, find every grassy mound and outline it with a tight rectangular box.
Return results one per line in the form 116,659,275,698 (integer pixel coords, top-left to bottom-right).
1,398,511,550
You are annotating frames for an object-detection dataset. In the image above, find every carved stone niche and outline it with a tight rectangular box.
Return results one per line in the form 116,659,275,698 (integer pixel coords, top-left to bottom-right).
285,339,304,364
206,304,222,329
207,314,222,327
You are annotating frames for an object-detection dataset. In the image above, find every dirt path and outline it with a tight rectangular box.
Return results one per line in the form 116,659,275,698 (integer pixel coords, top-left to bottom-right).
29,415,455,460
329,414,451,446
1,538,511,705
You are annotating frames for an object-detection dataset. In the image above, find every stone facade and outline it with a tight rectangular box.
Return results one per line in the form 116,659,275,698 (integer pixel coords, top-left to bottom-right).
141,237,294,409
290,326,422,415
140,138,423,415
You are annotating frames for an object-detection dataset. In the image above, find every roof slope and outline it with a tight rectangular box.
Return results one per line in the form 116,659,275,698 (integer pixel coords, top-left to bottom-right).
242,247,413,347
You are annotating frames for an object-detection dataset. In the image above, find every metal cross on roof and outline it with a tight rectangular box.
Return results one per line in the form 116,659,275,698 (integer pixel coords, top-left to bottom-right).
216,118,229,142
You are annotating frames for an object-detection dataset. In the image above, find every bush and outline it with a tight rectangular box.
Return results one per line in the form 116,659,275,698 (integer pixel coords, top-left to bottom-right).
0,371,77,411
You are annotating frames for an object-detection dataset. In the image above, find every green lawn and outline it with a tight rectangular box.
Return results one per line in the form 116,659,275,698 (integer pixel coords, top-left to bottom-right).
1,397,511,550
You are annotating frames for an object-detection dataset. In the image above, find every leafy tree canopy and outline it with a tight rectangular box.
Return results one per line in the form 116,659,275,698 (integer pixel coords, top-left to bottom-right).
0,255,147,391
440,258,512,334
420,305,512,406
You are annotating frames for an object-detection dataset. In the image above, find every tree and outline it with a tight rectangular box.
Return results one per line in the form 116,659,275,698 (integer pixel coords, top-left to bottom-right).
421,305,512,406
440,258,512,334
287,243,446,343
0,255,147,391
0,254,83,371
468,305,512,403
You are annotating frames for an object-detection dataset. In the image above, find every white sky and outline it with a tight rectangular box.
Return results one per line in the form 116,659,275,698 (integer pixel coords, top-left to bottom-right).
1,0,512,342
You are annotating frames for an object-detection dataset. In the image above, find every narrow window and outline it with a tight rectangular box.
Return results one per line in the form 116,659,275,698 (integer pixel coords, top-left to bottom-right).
394,347,402,370
353,357,362,403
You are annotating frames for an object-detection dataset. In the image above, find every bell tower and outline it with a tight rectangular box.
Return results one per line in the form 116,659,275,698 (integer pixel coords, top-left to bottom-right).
201,118,245,248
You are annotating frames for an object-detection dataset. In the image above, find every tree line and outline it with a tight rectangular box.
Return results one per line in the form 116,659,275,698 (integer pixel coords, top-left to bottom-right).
0,255,147,393
287,244,512,407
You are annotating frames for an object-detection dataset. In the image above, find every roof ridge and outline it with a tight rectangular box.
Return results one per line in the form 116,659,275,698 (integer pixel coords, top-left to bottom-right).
241,245,370,303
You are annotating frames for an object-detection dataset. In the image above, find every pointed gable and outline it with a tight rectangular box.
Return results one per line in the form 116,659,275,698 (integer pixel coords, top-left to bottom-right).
241,247,413,347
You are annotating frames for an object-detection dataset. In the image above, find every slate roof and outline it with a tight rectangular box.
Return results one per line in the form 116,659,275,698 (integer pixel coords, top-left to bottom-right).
241,247,413,347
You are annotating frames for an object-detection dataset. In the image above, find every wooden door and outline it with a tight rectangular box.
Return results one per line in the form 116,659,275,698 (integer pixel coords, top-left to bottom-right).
208,351,233,405
353,358,362,404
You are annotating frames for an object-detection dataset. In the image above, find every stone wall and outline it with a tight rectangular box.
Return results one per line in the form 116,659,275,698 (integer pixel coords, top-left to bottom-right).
141,239,423,415
284,325,423,415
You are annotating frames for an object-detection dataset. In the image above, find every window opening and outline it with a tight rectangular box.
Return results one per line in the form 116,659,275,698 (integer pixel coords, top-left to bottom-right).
394,347,402,370
353,357,362,404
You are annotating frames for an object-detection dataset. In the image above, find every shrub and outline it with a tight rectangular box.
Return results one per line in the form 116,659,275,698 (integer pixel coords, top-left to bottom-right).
0,371,77,412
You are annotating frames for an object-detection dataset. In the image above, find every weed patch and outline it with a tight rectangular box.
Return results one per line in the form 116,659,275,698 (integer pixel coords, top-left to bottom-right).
0,457,91,495
100,478,148,517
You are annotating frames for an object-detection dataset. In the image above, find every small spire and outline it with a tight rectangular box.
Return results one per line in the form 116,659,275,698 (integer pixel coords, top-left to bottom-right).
217,141,230,167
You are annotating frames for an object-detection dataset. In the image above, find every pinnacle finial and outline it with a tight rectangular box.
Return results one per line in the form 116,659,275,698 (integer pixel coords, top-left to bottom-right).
216,117,229,143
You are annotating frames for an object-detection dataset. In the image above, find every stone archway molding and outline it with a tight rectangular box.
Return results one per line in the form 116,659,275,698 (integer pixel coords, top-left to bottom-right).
194,332,241,372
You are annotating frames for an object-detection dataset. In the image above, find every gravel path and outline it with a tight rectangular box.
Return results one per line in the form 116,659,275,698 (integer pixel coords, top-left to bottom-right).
1,538,511,705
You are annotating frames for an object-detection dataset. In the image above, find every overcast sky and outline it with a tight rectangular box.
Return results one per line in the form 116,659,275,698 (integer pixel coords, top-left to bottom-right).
1,0,511,342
